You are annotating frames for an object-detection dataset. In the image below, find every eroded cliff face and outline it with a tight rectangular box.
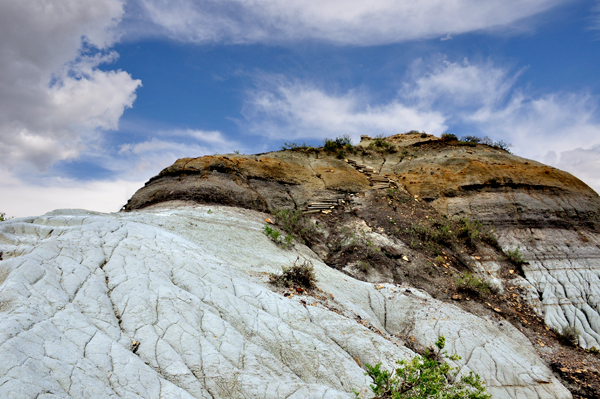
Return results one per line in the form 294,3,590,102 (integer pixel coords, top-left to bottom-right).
125,132,599,230
124,132,600,397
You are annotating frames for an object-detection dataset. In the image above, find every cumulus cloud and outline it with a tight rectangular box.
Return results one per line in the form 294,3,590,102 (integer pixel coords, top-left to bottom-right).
128,0,566,45
0,169,145,217
243,78,447,143
0,0,141,171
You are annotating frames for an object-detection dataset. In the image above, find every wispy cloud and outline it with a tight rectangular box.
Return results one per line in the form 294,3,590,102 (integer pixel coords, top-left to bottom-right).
592,1,600,32
0,0,141,172
116,129,242,179
243,77,447,142
127,0,566,45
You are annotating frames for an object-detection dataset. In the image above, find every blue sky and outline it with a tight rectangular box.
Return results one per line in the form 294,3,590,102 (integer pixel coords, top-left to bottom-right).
2,0,600,217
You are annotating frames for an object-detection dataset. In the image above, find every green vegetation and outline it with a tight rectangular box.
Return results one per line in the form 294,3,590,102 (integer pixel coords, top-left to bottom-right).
280,142,318,153
405,216,498,263
408,218,453,252
357,336,490,399
456,272,491,297
0,212,10,222
263,224,294,248
505,247,525,267
369,134,397,154
269,257,316,289
457,135,512,153
322,134,354,159
271,208,317,245
441,133,458,141
556,325,579,347
456,217,498,249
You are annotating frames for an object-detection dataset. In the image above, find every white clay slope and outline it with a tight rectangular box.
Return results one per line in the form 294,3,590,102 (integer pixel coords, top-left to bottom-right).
0,205,571,398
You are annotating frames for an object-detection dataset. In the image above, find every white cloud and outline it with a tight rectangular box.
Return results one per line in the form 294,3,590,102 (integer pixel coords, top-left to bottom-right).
404,59,600,155
407,59,520,110
116,130,243,180
0,0,141,171
243,79,447,143
167,129,233,146
0,170,145,218
128,0,566,45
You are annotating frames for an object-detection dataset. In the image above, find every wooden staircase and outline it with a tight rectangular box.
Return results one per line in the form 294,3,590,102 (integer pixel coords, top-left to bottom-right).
345,159,393,189
301,159,395,214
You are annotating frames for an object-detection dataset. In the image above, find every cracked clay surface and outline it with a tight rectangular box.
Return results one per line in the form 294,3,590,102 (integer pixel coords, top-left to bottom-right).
0,206,572,398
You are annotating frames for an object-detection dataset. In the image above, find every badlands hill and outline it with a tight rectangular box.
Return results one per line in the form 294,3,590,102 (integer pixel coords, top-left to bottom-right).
2,132,600,398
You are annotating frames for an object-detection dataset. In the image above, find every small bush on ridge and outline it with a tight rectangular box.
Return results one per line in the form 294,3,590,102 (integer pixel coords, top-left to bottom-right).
456,272,491,297
557,325,579,347
269,257,316,289
505,247,525,267
441,133,458,141
272,208,317,245
263,224,293,248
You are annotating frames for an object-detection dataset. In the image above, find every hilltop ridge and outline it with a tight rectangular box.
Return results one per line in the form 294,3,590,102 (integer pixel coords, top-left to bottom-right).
125,132,599,229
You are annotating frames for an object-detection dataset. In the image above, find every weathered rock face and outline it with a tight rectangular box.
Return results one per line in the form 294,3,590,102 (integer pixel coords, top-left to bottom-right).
125,133,600,354
0,206,572,398
125,133,600,230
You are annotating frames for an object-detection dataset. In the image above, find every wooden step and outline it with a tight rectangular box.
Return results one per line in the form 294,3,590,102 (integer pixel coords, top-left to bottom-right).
307,205,336,210
370,178,389,183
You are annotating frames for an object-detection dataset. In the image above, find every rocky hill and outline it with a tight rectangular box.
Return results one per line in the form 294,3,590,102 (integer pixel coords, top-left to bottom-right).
2,132,600,398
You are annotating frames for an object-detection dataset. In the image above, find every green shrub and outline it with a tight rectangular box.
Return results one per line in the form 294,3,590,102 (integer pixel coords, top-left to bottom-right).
481,136,512,152
0,212,10,222
460,136,481,144
505,248,525,267
441,133,458,141
356,336,490,399
456,217,498,249
369,135,397,154
264,224,282,241
269,258,316,289
557,325,579,346
457,135,512,153
408,219,453,249
323,134,353,153
264,224,294,248
272,208,317,245
456,272,491,297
